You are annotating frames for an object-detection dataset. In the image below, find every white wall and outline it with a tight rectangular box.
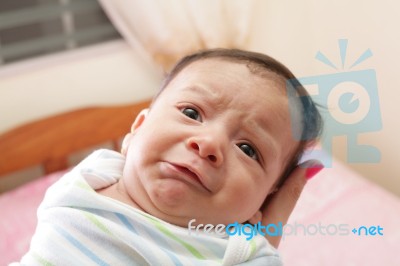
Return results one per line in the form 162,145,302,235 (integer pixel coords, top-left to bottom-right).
0,40,160,134
249,0,400,196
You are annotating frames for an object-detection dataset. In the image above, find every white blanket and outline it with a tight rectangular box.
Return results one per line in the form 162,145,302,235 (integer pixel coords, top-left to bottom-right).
14,150,281,265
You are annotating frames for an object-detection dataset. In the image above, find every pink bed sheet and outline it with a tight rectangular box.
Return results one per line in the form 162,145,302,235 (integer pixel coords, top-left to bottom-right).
0,171,65,265
1,161,400,265
280,161,400,265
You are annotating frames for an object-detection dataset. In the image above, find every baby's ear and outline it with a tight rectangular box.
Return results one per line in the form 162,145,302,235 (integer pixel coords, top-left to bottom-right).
121,109,149,155
121,133,132,156
131,108,149,132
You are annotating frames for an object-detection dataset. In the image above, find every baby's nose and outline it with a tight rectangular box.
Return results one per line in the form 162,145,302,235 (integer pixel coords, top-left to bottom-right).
187,135,224,166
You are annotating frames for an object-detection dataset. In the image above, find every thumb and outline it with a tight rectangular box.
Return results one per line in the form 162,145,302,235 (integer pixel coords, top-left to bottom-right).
262,160,323,248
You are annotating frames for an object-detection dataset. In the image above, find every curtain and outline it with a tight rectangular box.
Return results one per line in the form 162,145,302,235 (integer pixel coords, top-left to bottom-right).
99,0,259,72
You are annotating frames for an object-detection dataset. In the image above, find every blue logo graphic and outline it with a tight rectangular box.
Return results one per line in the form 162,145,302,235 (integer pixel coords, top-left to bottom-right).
288,39,382,166
351,225,384,236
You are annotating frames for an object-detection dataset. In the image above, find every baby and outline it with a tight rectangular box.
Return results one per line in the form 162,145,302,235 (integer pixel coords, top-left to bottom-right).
15,49,322,265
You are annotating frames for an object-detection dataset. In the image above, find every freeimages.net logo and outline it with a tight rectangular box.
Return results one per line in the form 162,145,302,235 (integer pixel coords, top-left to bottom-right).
287,39,382,166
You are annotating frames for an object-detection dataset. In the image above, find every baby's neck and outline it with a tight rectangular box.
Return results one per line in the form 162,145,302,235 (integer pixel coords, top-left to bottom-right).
96,181,144,211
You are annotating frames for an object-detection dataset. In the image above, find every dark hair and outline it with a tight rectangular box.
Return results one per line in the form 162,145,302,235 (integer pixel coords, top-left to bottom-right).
153,48,323,189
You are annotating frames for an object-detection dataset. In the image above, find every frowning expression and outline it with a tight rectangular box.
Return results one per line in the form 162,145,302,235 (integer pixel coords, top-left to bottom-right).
121,59,299,226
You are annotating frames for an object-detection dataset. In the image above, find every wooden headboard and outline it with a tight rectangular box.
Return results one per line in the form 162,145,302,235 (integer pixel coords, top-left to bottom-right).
0,100,151,177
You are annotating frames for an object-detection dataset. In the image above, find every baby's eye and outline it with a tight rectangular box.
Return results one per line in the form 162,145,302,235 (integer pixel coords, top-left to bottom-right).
182,107,201,121
238,143,258,160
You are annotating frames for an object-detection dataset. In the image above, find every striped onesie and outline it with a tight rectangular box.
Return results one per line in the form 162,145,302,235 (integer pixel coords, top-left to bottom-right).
14,149,282,265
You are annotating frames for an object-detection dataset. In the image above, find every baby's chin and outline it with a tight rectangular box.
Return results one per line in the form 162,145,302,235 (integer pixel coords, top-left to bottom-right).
139,180,256,227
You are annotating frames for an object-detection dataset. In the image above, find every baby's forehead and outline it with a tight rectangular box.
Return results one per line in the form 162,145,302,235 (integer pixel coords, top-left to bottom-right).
191,58,287,82
181,58,287,92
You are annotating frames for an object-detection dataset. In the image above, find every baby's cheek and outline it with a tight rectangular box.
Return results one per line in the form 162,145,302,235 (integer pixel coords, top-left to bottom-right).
245,180,272,206
227,183,258,206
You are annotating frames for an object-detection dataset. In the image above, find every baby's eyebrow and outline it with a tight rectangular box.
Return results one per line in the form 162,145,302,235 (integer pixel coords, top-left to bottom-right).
181,85,222,107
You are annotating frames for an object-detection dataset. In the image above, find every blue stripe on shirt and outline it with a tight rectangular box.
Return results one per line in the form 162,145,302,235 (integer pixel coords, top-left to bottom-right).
53,224,109,266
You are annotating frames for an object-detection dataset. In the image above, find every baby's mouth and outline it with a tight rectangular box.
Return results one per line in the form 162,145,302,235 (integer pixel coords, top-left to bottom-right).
173,164,202,183
167,163,210,192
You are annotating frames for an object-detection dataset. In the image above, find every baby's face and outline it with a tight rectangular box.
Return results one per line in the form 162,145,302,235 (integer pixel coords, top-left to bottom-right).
122,59,299,226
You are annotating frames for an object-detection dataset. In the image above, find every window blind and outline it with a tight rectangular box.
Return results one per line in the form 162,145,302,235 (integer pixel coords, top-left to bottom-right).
0,0,121,65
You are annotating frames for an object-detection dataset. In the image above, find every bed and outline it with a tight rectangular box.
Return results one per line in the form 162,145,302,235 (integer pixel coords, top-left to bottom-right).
1,99,400,265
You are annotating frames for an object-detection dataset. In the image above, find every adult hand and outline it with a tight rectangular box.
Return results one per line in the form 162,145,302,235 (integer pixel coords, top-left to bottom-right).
262,160,323,248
